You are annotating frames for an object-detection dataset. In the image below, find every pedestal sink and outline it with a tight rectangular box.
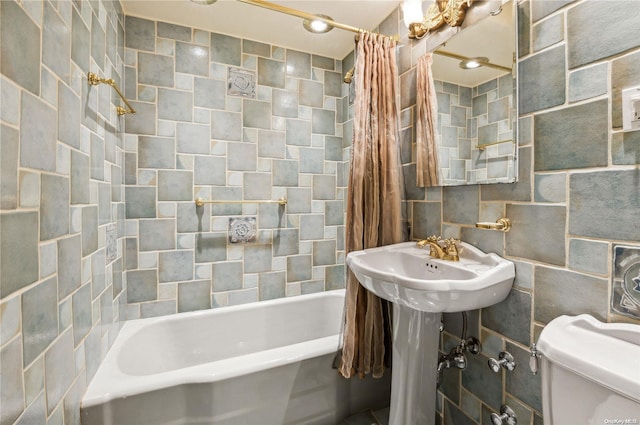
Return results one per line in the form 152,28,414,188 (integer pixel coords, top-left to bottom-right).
346,241,515,425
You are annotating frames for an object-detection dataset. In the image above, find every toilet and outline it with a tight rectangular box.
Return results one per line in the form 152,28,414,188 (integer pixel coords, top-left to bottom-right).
537,314,640,425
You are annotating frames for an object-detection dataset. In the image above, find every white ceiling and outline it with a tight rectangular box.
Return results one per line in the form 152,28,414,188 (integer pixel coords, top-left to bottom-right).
431,0,514,86
121,0,402,59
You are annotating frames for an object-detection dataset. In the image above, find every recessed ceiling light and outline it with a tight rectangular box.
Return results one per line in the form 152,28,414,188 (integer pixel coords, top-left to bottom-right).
190,0,217,5
459,57,489,69
303,15,334,34
490,6,503,16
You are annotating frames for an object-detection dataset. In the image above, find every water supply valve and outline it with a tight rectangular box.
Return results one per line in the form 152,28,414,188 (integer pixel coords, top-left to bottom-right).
491,405,517,425
622,86,640,131
488,351,516,373
464,336,482,355
436,336,482,386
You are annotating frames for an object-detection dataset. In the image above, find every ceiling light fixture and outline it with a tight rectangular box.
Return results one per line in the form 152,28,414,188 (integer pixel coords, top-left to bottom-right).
404,0,474,39
303,14,334,34
459,56,488,69
189,0,217,5
490,6,503,16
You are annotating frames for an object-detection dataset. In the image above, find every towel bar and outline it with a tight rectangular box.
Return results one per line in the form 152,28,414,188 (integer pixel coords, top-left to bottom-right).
195,197,287,207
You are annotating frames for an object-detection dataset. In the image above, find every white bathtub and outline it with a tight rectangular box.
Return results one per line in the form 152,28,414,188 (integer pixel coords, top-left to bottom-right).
81,289,391,425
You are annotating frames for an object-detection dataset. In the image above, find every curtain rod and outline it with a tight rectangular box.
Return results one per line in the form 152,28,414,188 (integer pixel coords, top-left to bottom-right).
237,0,397,41
433,50,512,73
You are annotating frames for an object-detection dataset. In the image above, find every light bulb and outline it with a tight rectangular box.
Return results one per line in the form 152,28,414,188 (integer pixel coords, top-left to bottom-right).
403,0,424,27
459,57,489,70
303,14,334,34
310,20,329,32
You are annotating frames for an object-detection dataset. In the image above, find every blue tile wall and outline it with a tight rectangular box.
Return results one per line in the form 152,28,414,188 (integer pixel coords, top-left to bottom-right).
0,1,126,424
123,16,346,317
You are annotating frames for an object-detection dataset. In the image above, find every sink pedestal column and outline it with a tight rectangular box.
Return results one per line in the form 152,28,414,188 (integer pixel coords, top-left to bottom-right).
388,303,440,425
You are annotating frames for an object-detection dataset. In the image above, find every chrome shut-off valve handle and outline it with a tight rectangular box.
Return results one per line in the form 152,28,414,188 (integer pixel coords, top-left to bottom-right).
488,351,516,373
491,405,517,425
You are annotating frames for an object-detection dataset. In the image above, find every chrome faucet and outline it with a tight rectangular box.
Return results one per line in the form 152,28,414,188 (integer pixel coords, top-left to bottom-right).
416,235,461,261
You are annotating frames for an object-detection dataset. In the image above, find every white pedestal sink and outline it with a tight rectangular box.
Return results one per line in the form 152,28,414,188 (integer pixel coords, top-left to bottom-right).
346,241,515,425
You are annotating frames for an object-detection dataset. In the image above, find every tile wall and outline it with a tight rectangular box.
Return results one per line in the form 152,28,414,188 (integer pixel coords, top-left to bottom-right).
122,16,347,318
0,0,127,424
388,0,640,423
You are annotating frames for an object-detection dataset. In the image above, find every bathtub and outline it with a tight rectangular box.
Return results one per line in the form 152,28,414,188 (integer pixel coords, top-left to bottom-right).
81,289,391,425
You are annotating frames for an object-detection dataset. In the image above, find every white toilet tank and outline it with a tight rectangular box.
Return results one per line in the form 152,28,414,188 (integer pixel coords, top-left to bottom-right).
537,314,640,425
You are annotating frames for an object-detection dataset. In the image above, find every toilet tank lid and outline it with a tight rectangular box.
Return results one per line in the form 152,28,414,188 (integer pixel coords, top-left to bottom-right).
537,314,640,403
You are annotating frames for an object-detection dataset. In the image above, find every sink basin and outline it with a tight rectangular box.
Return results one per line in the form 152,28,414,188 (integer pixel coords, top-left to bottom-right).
347,241,514,425
346,241,515,312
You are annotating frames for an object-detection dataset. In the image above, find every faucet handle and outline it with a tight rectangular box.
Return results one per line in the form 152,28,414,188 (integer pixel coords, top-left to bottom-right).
443,237,460,246
416,235,440,247
442,238,462,260
488,351,516,373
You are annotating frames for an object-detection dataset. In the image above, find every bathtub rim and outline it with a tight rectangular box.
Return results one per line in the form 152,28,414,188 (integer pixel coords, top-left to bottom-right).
82,289,346,408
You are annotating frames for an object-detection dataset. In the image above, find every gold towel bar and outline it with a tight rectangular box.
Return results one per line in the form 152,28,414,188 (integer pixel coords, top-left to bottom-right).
475,218,512,232
195,197,287,207
477,140,513,151
87,72,136,116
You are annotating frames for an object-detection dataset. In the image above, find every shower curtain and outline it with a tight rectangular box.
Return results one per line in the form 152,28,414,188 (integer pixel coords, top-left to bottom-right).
416,53,440,187
338,32,404,379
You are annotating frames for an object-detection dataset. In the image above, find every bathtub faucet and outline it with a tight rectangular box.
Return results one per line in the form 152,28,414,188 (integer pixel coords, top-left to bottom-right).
416,236,461,261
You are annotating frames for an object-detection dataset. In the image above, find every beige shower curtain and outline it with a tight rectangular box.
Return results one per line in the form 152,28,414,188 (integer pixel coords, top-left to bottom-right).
416,53,440,187
338,32,404,379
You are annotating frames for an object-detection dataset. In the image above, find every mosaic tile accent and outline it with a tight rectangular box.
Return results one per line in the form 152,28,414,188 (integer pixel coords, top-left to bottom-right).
612,245,640,320
228,217,257,244
227,67,256,98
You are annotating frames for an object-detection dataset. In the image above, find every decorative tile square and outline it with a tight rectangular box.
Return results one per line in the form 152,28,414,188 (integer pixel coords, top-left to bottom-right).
228,217,257,244
612,245,640,320
106,223,117,264
227,67,256,98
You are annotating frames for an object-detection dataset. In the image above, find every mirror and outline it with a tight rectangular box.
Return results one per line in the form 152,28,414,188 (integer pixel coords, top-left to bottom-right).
431,0,517,186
